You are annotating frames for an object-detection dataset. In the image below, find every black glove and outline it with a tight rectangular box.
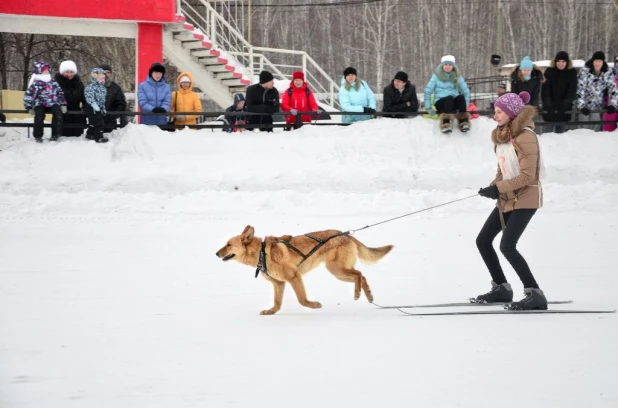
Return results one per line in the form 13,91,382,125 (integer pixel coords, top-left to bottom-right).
580,108,590,116
607,106,616,114
152,107,166,113
363,107,376,114
478,185,499,200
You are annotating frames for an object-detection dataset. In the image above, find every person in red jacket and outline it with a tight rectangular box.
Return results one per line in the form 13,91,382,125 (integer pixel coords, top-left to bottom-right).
281,71,319,128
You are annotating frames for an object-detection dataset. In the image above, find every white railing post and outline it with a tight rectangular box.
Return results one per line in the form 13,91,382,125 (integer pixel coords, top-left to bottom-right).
176,0,182,16
302,54,307,78
210,8,216,45
249,46,254,80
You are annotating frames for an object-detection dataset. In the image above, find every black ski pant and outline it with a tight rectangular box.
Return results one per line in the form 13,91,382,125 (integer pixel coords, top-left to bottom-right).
435,95,467,114
476,207,539,289
33,105,63,139
85,105,104,141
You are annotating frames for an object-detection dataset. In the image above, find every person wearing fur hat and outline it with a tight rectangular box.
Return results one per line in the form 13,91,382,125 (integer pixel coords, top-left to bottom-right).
170,71,202,128
382,71,418,119
84,67,109,143
541,51,577,134
476,91,547,311
137,62,172,126
424,55,471,133
224,93,247,132
510,56,543,108
55,60,86,137
576,51,618,131
23,60,67,142
281,71,319,128
98,64,128,132
602,53,618,132
246,70,280,132
338,67,377,123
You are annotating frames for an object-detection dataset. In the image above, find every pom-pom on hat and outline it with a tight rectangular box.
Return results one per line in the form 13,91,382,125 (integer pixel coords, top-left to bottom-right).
494,91,531,119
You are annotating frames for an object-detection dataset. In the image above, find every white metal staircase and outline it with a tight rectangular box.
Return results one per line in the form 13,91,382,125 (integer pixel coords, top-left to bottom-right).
164,0,339,109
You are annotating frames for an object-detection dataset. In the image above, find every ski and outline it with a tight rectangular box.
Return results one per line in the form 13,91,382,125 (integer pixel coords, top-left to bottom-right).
397,308,616,316
373,300,573,309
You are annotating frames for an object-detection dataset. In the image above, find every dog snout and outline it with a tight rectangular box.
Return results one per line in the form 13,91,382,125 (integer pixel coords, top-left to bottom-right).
215,251,221,258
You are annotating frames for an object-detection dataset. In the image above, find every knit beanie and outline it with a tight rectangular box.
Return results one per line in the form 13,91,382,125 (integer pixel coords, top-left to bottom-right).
591,51,606,61
554,51,569,62
343,67,357,77
394,71,408,82
441,55,456,65
59,60,77,75
179,75,191,83
98,64,112,72
494,91,531,119
33,60,51,74
233,93,245,104
519,56,533,70
292,71,305,81
259,70,274,84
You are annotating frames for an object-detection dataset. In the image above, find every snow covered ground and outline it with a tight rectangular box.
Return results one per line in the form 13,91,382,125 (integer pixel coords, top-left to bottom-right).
1,117,617,407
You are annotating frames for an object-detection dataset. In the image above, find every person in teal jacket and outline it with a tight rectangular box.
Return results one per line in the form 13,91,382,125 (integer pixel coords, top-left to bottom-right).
424,55,471,133
338,67,377,123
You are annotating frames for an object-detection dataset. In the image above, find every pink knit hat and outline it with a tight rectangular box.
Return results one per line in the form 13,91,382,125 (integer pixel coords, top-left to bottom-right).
494,91,531,119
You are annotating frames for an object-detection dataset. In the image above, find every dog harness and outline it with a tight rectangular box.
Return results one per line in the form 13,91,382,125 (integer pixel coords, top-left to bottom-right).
255,232,350,278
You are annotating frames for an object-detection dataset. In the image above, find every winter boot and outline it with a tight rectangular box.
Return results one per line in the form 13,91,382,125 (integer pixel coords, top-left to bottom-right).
95,136,109,143
439,113,454,134
34,137,43,143
506,288,548,310
473,281,513,303
50,135,59,142
456,112,471,132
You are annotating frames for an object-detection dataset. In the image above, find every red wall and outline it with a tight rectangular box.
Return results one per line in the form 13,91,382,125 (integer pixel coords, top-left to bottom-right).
0,0,177,23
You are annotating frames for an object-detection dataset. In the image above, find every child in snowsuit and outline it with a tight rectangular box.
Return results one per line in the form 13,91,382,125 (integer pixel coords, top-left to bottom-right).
84,67,109,143
23,61,67,142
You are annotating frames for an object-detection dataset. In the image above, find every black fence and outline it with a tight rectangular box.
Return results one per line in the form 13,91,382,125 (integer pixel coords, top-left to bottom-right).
0,108,616,135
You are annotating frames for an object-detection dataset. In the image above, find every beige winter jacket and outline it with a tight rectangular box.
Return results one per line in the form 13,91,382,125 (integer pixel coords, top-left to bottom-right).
490,105,543,212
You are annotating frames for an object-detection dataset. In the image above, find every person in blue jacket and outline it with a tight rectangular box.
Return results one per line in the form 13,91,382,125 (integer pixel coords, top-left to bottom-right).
138,62,171,126
338,67,376,123
424,55,471,134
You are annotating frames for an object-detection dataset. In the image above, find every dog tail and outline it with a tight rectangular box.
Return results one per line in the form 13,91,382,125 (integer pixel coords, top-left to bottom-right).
355,239,394,263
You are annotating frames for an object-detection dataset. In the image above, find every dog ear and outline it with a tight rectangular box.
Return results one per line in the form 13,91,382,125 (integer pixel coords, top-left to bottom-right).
241,225,254,244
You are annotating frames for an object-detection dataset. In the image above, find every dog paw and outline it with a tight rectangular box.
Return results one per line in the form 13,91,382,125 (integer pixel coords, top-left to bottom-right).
366,294,374,303
354,292,361,300
260,309,277,315
308,301,322,309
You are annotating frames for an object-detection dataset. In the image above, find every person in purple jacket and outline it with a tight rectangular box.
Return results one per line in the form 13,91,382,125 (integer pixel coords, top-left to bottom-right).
23,61,67,142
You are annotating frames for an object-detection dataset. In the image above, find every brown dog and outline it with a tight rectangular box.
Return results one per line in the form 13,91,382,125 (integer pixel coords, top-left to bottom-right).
216,225,393,315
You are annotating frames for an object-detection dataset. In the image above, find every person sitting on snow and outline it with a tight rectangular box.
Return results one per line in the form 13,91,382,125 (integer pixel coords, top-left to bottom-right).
423,55,471,133
382,71,418,119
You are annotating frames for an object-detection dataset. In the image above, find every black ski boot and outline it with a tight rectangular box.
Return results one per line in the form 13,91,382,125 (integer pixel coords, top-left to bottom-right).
473,281,513,303
506,288,548,310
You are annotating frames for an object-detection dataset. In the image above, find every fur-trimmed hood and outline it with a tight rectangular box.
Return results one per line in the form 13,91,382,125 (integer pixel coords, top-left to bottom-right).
491,105,537,144
550,58,573,69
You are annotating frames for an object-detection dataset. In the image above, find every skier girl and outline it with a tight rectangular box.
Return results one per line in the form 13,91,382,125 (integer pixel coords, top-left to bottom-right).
476,91,547,310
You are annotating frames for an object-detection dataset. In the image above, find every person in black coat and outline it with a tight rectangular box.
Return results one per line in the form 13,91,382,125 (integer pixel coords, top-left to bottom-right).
542,51,577,134
382,71,419,118
510,56,542,107
98,64,128,132
55,61,86,137
246,70,280,132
